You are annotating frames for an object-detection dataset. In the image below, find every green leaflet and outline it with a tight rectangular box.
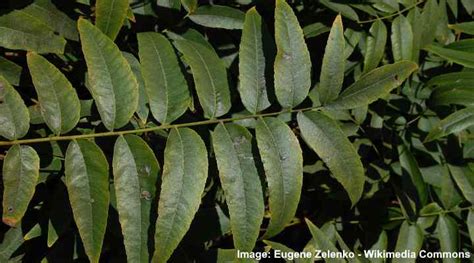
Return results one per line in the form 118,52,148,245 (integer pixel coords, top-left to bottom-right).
417,203,443,229
0,10,66,53
449,21,474,35
430,86,474,106
0,56,21,86
47,220,58,247
369,231,387,263
447,0,458,17
78,19,138,130
2,145,39,227
318,15,345,104
297,111,364,205
407,7,422,63
425,44,474,68
393,221,423,263
212,123,264,252
274,0,312,108
420,0,439,48
65,140,109,263
174,39,230,118
437,215,460,263
24,224,42,240
19,0,78,41
27,53,81,135
256,117,303,238
391,15,413,62
0,226,24,262
427,71,474,89
303,22,330,39
169,29,214,50
468,210,474,246
448,165,474,204
181,0,197,13
113,135,160,263
364,20,387,73
319,0,359,21
153,128,208,263
122,52,149,123
326,61,418,110
95,0,129,40
156,0,181,10
305,219,345,263
439,167,463,209
425,107,474,142
398,143,428,207
0,76,30,140
138,33,190,124
344,28,363,60
238,8,271,114
189,5,245,30
446,39,474,52
428,71,474,106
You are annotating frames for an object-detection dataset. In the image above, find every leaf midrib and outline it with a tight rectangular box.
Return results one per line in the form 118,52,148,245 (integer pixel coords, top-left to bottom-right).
86,29,117,129
148,34,169,123
34,61,63,132
159,129,186,257
260,120,288,231
190,43,218,118
221,125,251,246
74,142,95,250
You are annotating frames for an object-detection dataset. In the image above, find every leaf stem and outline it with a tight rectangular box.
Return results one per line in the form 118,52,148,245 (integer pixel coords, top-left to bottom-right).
0,106,321,146
357,0,425,24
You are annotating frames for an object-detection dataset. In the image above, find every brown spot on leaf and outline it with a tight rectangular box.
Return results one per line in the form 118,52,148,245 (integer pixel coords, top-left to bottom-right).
3,217,17,227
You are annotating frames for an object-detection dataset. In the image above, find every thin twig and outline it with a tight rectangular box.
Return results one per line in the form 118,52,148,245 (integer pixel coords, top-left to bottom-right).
0,106,321,146
357,0,425,24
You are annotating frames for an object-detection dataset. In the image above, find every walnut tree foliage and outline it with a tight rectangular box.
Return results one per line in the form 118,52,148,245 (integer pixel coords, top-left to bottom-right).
0,0,473,262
